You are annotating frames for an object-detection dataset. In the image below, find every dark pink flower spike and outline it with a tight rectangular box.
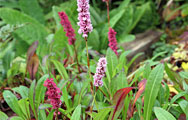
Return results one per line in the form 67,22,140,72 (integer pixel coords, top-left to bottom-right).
58,12,76,45
108,28,118,55
44,78,62,109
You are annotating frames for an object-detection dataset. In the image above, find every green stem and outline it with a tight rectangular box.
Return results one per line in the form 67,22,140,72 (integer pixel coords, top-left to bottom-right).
73,44,81,73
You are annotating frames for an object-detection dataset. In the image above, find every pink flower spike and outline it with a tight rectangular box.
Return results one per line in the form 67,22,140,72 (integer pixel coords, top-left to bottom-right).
58,11,76,45
102,0,108,2
44,78,62,109
93,57,107,87
108,28,118,55
77,0,93,38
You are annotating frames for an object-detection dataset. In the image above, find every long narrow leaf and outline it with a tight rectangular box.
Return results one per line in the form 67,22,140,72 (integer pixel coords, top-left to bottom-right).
144,64,164,120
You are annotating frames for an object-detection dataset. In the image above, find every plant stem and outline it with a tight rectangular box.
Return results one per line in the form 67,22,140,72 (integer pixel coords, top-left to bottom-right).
85,37,94,119
106,1,110,28
55,109,58,120
73,44,81,73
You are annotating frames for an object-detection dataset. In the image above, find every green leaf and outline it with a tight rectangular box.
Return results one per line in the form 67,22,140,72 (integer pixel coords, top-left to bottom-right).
88,29,100,50
110,9,125,27
28,80,37,118
12,85,29,99
10,116,24,120
3,90,24,119
0,111,8,120
116,71,128,91
94,108,112,120
51,60,69,80
179,71,188,79
35,75,49,109
154,107,176,120
71,104,81,120
178,99,188,118
62,85,70,110
78,80,90,105
90,6,103,25
19,0,45,24
0,0,20,9
106,48,118,79
127,53,144,68
0,8,48,44
18,99,30,119
46,110,55,120
144,64,164,120
143,63,151,79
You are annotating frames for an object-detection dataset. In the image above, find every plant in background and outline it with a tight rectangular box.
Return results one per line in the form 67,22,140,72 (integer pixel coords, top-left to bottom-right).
151,33,177,60
58,11,81,73
108,28,118,55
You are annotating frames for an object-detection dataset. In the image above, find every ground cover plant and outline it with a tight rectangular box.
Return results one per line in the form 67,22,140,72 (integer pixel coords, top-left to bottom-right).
0,0,188,120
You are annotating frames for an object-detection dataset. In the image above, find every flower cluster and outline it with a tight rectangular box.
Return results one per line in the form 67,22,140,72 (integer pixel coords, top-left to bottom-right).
77,0,93,38
58,11,76,45
108,28,118,55
93,57,107,87
44,78,62,109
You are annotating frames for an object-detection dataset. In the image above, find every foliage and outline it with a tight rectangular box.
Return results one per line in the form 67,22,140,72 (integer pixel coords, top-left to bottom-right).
0,0,187,120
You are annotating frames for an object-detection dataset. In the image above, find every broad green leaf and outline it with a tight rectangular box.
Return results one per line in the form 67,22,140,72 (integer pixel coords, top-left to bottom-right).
35,75,49,109
0,8,48,44
18,99,30,119
10,116,24,120
0,111,8,120
0,0,20,8
114,5,133,35
38,110,46,120
19,0,45,24
71,104,81,120
12,85,29,99
3,90,24,119
28,80,37,118
143,63,151,79
90,6,103,25
110,9,125,27
106,48,118,79
78,80,89,105
178,99,188,118
94,108,111,120
88,29,100,50
144,64,164,120
116,71,128,91
51,60,69,80
154,107,176,120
